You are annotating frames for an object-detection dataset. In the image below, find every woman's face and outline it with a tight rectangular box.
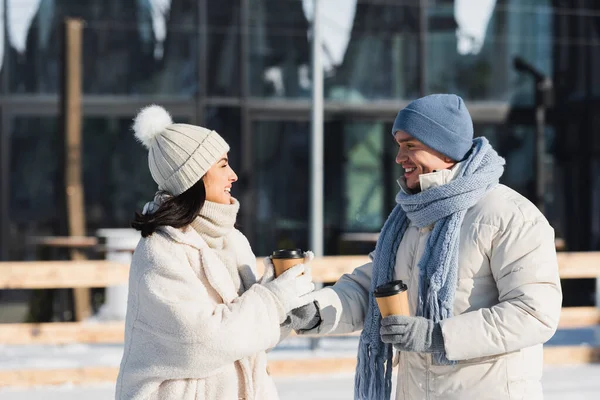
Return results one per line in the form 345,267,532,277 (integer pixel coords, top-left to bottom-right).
203,152,238,204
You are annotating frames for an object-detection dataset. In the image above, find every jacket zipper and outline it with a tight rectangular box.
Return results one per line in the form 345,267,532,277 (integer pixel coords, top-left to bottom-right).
410,227,428,315
416,227,431,400
426,354,431,400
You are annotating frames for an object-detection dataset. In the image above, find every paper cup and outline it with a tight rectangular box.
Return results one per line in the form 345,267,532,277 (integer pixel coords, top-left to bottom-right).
271,249,304,277
374,280,409,317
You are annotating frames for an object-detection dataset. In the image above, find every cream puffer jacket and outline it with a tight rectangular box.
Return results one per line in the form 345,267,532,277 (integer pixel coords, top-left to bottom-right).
307,176,562,400
116,225,285,400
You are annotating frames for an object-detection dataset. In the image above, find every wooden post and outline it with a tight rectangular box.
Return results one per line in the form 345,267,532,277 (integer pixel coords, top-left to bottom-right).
62,18,90,321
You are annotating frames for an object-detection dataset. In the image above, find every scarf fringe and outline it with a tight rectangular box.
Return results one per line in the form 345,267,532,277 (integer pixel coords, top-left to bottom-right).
355,341,393,400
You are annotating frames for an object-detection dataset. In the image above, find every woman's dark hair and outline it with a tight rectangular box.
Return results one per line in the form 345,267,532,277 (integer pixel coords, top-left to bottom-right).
131,179,206,237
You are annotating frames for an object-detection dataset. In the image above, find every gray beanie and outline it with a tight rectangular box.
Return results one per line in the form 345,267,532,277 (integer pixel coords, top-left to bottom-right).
392,94,474,161
133,105,230,196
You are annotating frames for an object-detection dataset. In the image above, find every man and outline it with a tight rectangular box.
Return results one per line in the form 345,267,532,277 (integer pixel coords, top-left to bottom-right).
293,94,562,399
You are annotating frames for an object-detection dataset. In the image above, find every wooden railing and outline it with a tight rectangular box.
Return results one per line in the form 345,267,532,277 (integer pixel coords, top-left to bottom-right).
0,252,599,386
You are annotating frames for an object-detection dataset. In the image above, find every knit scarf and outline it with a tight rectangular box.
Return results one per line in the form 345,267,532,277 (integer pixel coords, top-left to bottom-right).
190,199,241,292
354,137,505,400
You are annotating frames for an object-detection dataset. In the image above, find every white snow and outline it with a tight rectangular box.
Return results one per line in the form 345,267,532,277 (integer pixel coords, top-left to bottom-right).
1,366,599,400
0,337,599,399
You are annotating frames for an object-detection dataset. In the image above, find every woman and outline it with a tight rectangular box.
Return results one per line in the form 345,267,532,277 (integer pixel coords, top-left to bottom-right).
116,105,315,400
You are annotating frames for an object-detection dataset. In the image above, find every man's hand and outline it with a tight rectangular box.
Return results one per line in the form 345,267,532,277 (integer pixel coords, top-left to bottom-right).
287,301,321,332
380,315,445,353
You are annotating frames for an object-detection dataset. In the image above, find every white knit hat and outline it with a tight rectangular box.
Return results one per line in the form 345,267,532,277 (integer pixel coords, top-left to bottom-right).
133,105,230,196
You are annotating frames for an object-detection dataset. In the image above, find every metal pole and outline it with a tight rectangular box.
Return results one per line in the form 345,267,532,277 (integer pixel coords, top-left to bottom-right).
196,0,207,125
534,76,552,215
2,0,8,95
309,0,324,351
418,0,428,96
310,0,324,257
240,0,255,245
0,110,8,261
0,0,9,260
535,102,545,214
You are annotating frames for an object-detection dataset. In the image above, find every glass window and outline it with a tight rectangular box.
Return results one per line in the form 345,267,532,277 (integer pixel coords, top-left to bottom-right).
248,0,311,98
207,0,241,96
342,122,386,231
9,117,61,257
427,0,553,104
7,114,190,260
6,0,198,95
248,0,419,101
330,120,401,254
204,106,242,188
476,124,536,200
324,1,420,101
249,118,400,256
251,120,310,256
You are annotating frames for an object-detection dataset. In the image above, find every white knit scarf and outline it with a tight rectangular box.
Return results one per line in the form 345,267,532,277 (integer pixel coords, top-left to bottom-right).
142,193,243,292
190,199,241,292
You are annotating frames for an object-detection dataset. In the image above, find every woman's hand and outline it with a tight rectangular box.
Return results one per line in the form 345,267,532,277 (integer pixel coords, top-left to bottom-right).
260,250,315,285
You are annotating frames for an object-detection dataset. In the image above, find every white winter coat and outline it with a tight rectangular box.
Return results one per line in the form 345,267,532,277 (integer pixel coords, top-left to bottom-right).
116,225,285,400
307,172,563,400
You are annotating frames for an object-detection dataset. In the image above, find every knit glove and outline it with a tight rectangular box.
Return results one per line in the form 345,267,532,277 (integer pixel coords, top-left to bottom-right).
259,250,315,285
263,264,315,315
286,301,321,332
238,264,257,293
258,257,276,285
380,315,445,353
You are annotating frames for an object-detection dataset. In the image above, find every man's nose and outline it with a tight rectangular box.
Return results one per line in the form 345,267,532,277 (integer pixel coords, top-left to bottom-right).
395,149,406,164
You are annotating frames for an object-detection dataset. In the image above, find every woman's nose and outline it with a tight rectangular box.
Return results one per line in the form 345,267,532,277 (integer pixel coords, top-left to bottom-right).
230,170,238,182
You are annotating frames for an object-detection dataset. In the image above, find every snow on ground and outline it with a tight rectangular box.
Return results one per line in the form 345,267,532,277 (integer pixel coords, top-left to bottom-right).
1,366,600,400
0,329,599,399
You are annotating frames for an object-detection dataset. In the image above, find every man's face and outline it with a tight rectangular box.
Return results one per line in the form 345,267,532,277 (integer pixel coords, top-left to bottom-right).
394,130,456,190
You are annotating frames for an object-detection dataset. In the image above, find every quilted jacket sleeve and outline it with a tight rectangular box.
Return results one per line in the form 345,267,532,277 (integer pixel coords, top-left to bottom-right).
299,255,374,335
440,217,562,361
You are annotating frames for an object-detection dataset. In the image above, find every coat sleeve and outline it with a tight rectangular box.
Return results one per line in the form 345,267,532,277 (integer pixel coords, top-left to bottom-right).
440,218,563,361
132,246,284,380
299,255,374,335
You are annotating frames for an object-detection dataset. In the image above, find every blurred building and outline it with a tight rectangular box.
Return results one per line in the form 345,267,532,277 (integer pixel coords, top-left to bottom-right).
0,0,598,262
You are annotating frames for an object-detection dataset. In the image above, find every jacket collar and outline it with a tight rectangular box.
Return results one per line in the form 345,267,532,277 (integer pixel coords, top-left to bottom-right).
158,225,239,303
397,162,463,194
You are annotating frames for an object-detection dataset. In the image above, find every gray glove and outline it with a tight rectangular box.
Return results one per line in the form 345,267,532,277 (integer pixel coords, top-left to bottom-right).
238,264,257,294
380,315,445,353
284,301,321,332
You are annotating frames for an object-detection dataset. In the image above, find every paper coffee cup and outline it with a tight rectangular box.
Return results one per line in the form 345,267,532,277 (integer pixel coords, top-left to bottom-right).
374,280,409,317
271,249,304,277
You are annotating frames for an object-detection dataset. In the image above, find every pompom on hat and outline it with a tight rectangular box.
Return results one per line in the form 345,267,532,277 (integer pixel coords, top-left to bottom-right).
133,105,230,196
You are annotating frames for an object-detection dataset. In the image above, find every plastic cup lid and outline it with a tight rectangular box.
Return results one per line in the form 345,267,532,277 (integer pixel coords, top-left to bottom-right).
374,280,408,297
271,248,304,259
